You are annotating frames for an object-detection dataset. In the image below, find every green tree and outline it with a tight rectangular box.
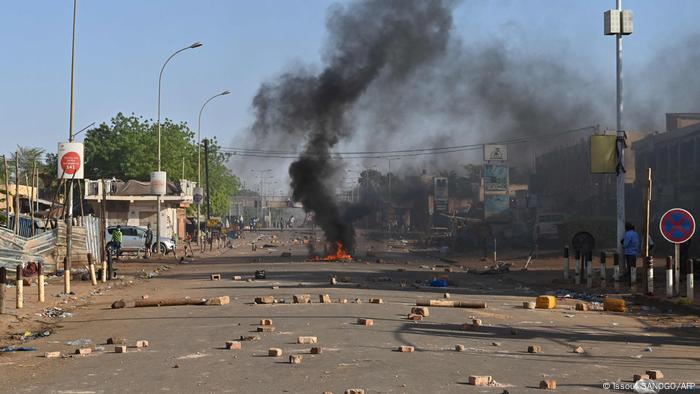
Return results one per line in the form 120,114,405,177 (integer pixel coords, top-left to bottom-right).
83,113,240,216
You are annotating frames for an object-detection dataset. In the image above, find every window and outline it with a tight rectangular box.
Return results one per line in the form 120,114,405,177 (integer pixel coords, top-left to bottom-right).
122,228,137,237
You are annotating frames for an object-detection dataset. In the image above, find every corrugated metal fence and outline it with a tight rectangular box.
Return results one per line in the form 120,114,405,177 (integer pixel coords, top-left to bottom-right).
83,215,102,261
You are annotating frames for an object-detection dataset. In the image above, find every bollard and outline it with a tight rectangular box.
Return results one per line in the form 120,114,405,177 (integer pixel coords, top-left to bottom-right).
38,262,45,303
666,256,673,298
600,252,607,289
0,267,6,314
107,252,114,280
563,246,570,281
674,245,681,297
16,265,23,309
101,261,107,283
613,254,620,290
586,252,593,289
687,259,694,302
645,256,654,295
574,250,581,285
87,253,97,286
63,256,71,294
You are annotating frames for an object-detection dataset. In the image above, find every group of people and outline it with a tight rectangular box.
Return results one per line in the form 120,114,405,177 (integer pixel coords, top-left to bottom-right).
276,215,295,230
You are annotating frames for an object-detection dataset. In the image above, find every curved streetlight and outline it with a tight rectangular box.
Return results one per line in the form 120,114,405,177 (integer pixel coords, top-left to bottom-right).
154,41,202,254
195,90,231,239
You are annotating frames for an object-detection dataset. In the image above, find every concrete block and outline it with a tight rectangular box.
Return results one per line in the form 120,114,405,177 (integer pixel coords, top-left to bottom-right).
536,295,557,309
268,348,283,357
136,340,149,348
75,348,91,356
293,294,312,304
523,301,536,309
319,294,332,304
455,344,465,352
397,345,414,353
205,296,230,306
357,318,374,326
255,296,275,304
210,274,221,280
260,319,273,326
232,275,242,281
369,298,383,304
468,375,493,386
410,307,429,317
634,374,650,382
289,354,303,364
45,351,61,358
575,302,589,311
225,341,241,350
603,298,625,312
539,379,556,389
528,345,542,353
310,346,323,354
345,390,365,394
298,336,318,344
114,346,127,353
646,370,663,379
257,326,275,332
407,313,423,321
573,346,585,354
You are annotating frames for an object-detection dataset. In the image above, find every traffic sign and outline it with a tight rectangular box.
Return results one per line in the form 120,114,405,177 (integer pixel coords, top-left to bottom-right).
660,208,695,244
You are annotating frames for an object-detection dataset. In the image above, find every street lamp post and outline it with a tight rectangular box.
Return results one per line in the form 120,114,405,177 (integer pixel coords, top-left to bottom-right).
65,0,78,294
196,90,230,242
154,42,202,254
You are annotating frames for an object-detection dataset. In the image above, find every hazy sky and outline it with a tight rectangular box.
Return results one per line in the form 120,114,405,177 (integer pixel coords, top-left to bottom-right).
1,0,698,187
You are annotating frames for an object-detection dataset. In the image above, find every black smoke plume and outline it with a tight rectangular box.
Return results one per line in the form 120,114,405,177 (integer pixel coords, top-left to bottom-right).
250,0,454,253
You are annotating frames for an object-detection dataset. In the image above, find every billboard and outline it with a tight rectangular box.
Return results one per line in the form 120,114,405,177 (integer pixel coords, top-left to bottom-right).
590,135,617,174
484,144,507,161
484,193,510,222
434,177,448,212
483,164,508,191
57,142,84,179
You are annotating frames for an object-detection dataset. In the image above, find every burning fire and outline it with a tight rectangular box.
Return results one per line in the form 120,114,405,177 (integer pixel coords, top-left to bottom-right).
314,241,352,261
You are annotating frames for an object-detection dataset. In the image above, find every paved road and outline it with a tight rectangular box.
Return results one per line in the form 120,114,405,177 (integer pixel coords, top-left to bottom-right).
1,231,698,393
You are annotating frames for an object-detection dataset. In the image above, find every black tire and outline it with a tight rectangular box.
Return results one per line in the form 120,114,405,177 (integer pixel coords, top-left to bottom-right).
152,242,169,255
106,242,120,257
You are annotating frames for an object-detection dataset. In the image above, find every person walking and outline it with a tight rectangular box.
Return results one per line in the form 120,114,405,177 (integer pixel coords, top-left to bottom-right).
144,223,154,259
622,222,640,276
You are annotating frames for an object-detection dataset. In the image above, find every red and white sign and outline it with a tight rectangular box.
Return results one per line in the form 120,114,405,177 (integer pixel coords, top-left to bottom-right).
660,208,695,244
57,142,84,179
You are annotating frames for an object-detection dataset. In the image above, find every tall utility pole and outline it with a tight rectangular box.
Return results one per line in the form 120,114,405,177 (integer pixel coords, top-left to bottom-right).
605,1,633,263
203,139,212,223
155,42,202,253
63,0,78,294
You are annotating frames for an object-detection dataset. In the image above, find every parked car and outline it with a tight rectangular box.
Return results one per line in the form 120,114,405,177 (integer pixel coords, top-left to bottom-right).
105,225,175,255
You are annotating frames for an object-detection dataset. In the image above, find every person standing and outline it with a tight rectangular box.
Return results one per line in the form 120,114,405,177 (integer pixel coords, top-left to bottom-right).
144,223,154,259
111,225,123,257
622,222,640,275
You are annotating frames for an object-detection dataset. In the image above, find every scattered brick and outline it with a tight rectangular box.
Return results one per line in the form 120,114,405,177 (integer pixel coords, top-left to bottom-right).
257,326,275,333
523,301,536,309
444,293,451,298
633,374,650,382
310,347,323,354
232,275,242,281
268,348,283,357
210,274,221,280
260,319,273,326
407,313,423,321
75,348,92,356
575,302,590,311
225,341,241,350
293,294,312,304
205,296,230,306
354,298,362,304
339,299,348,304
397,345,414,353
357,318,374,326
646,370,664,380
330,277,337,285
455,344,465,352
369,298,383,304
45,351,61,358
345,389,365,394
240,335,261,341
539,379,556,390
468,375,493,386
472,319,482,327
255,296,275,304
492,342,502,347
411,307,429,317
297,336,318,344
141,294,149,299
114,346,127,353
528,345,542,353
573,346,585,354
136,340,149,348
319,294,332,304
289,354,303,364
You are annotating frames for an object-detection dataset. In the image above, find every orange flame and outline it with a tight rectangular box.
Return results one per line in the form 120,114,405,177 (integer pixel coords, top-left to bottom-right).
313,241,352,261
